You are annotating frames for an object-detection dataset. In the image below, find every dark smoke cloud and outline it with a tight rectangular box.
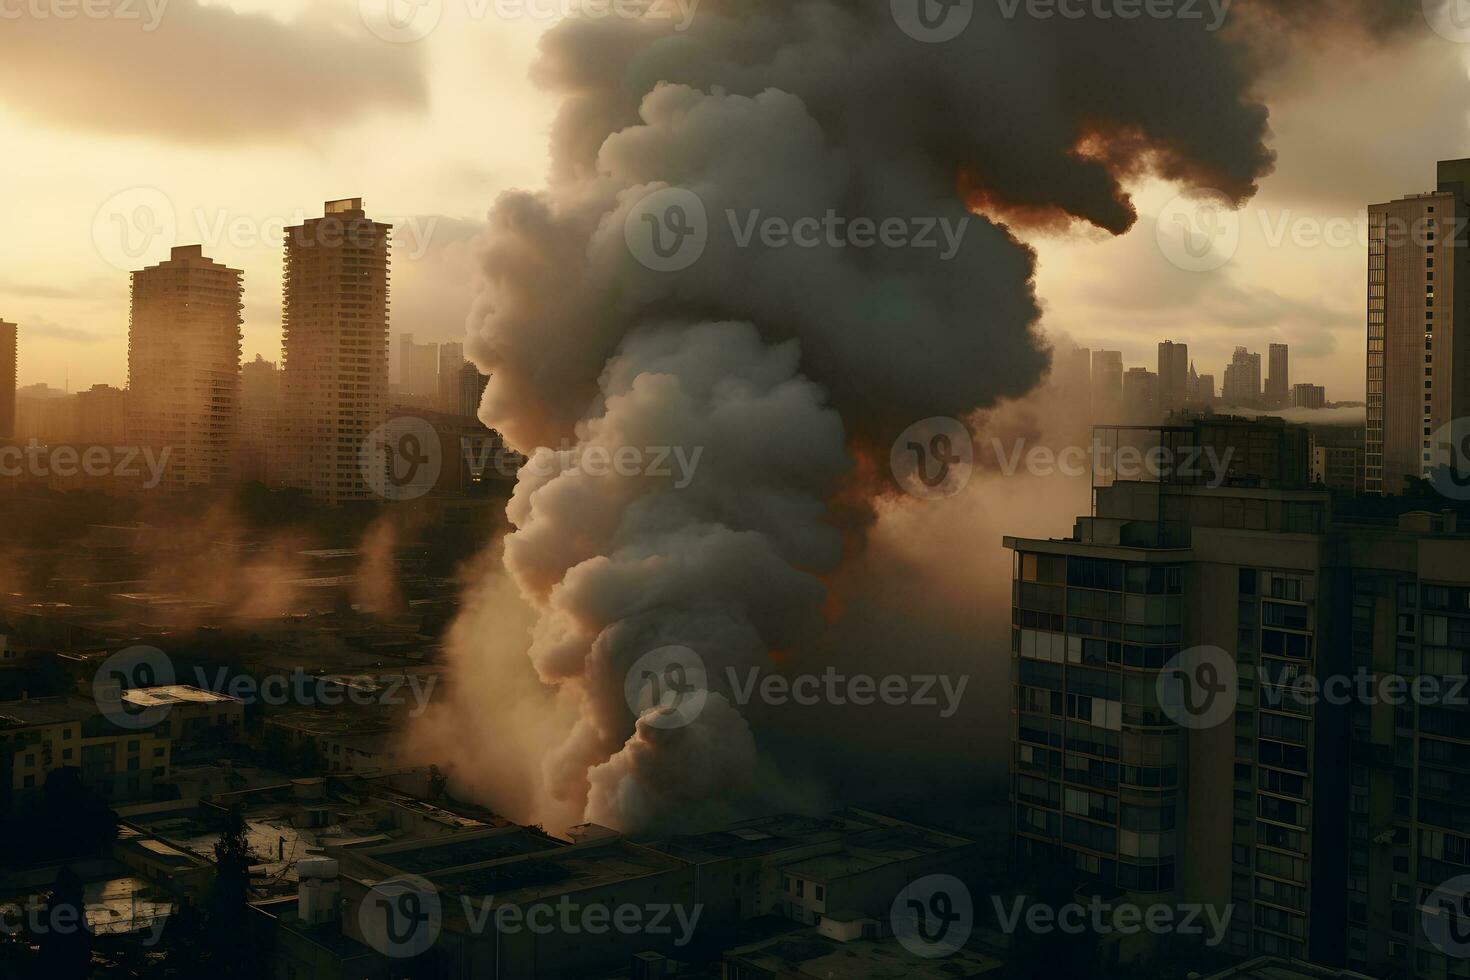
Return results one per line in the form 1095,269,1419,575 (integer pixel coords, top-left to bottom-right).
420,0,1419,833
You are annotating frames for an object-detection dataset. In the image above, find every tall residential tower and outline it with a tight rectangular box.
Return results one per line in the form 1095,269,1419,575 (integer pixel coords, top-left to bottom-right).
1366,159,1470,495
281,199,392,504
126,246,243,489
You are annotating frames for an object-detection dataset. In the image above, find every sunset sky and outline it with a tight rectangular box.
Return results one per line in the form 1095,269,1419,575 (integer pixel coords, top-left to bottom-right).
2,0,1469,402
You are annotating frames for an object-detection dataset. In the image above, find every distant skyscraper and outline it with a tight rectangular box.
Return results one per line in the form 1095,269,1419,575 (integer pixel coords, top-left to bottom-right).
1122,367,1159,424
0,320,15,440
1197,372,1216,408
239,355,282,485
1266,343,1289,408
459,361,488,419
399,333,439,399
1091,350,1123,422
126,245,243,489
281,199,392,504
438,341,465,411
1157,341,1189,415
1292,384,1326,410
75,384,127,444
1223,347,1262,407
1366,159,1470,495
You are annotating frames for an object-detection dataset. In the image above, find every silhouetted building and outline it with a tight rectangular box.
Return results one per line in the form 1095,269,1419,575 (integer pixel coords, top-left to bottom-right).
458,361,488,420
0,320,14,440
1159,341,1189,414
1366,159,1470,495
399,333,438,400
1224,347,1263,407
239,354,282,484
126,245,243,490
282,200,392,504
1006,421,1470,972
1293,384,1327,410
437,341,464,412
1092,350,1123,423
1266,343,1290,408
1123,367,1159,424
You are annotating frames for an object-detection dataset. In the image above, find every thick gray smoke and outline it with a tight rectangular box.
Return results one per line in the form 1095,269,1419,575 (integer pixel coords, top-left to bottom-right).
410,0,1420,833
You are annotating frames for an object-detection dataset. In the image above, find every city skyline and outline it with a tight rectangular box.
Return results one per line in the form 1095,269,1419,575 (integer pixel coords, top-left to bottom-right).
4,6,1470,400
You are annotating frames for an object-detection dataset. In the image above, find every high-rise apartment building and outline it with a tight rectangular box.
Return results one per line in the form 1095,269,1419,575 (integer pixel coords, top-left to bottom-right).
399,333,439,399
1123,367,1159,424
1092,350,1124,423
1158,341,1190,415
126,245,243,489
75,384,127,444
458,361,488,420
0,320,15,440
239,354,282,485
1266,344,1290,408
1198,373,1217,408
438,341,465,411
1293,385,1327,410
1224,347,1263,407
1006,421,1470,975
281,200,392,505
1366,159,1470,496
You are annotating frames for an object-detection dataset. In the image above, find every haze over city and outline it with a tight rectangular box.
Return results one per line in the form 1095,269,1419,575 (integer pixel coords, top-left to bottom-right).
3,2,1470,979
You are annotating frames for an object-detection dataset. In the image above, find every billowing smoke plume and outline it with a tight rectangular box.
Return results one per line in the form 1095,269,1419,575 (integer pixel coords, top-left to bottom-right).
411,0,1419,833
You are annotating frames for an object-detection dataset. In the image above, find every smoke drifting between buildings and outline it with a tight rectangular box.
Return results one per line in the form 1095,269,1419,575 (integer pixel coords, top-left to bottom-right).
407,0,1423,834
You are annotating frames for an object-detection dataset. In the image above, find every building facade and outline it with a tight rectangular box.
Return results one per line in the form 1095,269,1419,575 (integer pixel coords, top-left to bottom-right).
1267,344,1290,409
125,245,243,490
1093,350,1124,423
1005,423,1470,974
0,320,15,441
1366,159,1470,496
1159,341,1190,415
281,200,392,505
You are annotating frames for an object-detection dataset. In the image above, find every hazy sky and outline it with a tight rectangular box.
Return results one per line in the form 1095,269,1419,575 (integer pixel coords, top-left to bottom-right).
3,0,1469,401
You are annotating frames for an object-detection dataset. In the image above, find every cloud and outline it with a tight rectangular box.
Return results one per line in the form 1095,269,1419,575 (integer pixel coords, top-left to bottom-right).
0,0,427,143
21,317,104,344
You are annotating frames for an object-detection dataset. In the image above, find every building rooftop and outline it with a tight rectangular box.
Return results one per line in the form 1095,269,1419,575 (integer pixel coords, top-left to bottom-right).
1200,956,1377,980
726,927,1004,979
641,808,971,865
120,685,241,708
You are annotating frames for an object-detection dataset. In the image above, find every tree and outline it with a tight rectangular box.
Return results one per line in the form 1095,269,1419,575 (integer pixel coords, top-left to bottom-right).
34,865,92,980
204,806,257,978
